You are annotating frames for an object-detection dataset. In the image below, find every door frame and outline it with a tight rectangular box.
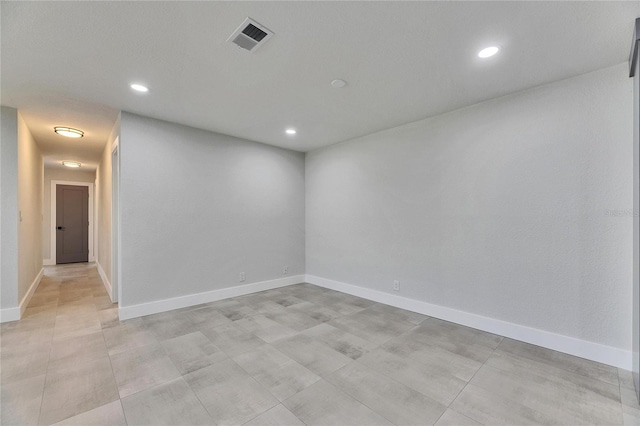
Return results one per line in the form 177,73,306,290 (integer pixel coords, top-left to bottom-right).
51,180,94,265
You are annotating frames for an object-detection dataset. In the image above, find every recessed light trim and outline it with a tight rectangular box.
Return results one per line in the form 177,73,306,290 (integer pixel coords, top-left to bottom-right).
478,46,500,58
62,161,82,168
130,83,149,93
285,128,297,135
54,127,84,138
331,79,347,88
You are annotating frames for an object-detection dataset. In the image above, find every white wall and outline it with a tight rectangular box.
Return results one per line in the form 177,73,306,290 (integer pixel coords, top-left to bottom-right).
42,167,95,262
118,113,305,312
1,106,19,314
306,63,633,363
95,116,118,292
17,112,43,308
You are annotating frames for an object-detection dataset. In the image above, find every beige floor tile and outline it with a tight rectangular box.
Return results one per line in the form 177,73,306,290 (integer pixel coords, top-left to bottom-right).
1,374,46,426
233,344,320,401
50,401,126,426
283,379,392,426
497,338,619,385
2,265,628,426
48,331,109,370
359,347,469,406
244,404,305,426
184,358,278,425
327,361,446,425
102,319,158,356
302,322,379,360
39,356,119,425
200,322,265,357
121,378,211,426
235,314,299,343
160,331,227,374
469,360,622,425
451,383,558,426
435,409,484,426
274,333,353,377
110,341,181,398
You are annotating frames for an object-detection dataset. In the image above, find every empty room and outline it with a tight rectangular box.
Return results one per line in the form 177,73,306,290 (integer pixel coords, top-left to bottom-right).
1,1,640,425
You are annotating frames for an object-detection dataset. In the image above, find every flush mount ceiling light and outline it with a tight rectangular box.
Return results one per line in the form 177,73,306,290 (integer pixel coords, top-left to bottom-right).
285,128,297,135
478,46,500,58
62,161,82,168
331,79,347,88
54,127,84,138
130,83,149,93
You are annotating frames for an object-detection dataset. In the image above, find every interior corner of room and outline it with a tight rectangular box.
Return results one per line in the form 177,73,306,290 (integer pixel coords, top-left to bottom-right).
0,1,639,391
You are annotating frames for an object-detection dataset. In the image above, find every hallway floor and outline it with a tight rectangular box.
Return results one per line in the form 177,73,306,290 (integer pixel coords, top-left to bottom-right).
1,264,638,425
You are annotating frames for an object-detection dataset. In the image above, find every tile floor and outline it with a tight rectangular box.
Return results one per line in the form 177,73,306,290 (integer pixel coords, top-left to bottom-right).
1,263,638,425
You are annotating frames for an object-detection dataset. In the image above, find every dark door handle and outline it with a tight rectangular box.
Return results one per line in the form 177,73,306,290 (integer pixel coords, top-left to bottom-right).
57,226,65,230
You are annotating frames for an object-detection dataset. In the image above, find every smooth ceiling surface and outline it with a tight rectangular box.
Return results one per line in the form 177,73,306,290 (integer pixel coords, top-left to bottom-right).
2,1,638,153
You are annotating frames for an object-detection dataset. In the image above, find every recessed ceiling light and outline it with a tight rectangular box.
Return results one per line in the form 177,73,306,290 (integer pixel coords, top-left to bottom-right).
331,79,347,88
130,83,149,93
478,46,500,58
54,127,84,138
62,161,82,168
285,129,297,135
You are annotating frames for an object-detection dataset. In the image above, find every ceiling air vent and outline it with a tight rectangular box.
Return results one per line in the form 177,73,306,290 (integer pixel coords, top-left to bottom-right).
227,18,273,52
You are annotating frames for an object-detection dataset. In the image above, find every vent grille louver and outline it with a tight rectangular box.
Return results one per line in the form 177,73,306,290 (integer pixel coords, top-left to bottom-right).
227,18,273,52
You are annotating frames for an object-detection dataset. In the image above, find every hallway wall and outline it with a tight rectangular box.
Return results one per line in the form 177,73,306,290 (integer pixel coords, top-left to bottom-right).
1,106,19,314
95,115,119,296
17,112,43,309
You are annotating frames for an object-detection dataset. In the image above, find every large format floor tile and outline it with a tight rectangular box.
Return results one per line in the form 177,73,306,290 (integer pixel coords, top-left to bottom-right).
120,378,211,426
0,263,631,425
184,358,279,425
39,356,119,425
283,379,392,426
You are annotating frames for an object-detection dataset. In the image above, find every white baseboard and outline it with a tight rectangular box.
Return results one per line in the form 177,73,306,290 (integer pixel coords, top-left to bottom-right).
19,268,44,317
0,307,20,323
43,259,54,266
305,274,632,370
1,268,45,323
118,275,306,320
96,261,112,301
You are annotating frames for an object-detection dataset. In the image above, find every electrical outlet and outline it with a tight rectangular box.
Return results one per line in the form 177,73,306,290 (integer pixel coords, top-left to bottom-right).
283,266,288,275
239,272,246,282
393,280,400,291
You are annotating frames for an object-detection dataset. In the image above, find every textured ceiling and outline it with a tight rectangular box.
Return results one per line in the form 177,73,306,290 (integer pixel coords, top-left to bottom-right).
2,1,638,162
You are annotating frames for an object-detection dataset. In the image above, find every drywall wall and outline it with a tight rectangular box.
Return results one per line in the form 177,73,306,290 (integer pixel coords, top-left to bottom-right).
119,112,305,309
17,112,43,306
1,106,19,314
42,167,95,261
95,116,118,293
306,63,633,357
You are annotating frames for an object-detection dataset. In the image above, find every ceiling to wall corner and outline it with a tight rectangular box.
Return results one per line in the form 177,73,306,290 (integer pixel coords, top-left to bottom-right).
2,1,638,154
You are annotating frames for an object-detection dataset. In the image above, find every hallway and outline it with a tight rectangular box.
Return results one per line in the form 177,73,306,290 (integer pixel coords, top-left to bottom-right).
2,265,639,425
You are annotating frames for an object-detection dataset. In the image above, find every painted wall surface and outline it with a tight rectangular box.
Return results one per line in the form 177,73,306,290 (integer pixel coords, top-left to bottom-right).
42,167,95,261
95,116,118,286
17,112,43,304
306,63,633,352
119,112,305,307
1,106,18,310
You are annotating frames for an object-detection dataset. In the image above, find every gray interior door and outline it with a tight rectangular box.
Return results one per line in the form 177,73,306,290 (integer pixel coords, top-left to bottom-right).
56,184,89,264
